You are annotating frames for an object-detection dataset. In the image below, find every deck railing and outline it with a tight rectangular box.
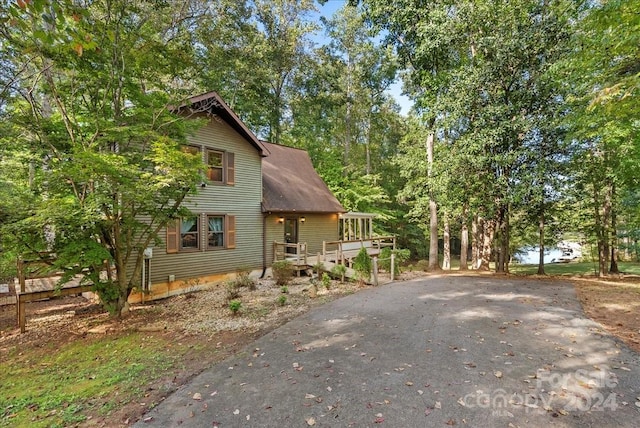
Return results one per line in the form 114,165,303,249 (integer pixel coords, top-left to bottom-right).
322,236,396,265
273,241,308,266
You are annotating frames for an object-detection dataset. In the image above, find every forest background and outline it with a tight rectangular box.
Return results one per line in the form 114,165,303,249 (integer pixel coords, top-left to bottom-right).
0,0,638,308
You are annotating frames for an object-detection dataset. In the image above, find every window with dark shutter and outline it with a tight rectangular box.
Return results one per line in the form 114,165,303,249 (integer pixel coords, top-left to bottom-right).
226,215,236,249
166,220,179,254
226,152,235,185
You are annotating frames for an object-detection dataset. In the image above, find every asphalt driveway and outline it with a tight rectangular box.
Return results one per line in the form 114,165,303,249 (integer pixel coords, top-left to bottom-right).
135,276,640,427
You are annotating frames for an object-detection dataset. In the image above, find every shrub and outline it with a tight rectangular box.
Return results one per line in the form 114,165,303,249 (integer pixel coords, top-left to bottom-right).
379,248,411,276
277,295,287,306
313,262,324,277
272,260,294,285
280,286,289,294
415,259,430,272
353,247,372,285
228,300,242,315
225,280,241,301
331,264,347,282
235,269,256,291
322,272,331,289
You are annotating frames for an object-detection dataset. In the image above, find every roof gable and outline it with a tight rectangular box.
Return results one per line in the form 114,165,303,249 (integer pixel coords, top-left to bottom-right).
175,91,266,156
261,142,344,213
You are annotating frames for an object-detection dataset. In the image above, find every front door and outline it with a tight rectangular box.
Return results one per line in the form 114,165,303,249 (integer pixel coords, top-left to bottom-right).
284,218,298,254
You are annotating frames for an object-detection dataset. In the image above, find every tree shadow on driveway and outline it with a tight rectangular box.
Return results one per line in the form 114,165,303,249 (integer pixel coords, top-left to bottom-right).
136,276,640,427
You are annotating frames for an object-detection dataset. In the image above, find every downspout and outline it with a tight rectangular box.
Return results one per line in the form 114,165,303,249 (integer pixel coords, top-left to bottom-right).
260,213,267,279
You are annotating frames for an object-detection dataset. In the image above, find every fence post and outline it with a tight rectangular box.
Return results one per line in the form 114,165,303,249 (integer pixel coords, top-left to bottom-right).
391,253,395,281
372,256,378,286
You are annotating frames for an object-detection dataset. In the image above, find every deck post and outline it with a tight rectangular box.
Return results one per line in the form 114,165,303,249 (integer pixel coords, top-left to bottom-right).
391,253,395,281
18,293,26,333
372,257,378,286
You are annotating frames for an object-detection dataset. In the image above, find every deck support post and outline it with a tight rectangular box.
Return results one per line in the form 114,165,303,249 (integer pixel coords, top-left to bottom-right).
372,257,378,286
391,253,395,281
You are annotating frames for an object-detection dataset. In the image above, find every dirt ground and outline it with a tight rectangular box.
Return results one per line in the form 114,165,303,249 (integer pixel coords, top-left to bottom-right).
1,271,639,426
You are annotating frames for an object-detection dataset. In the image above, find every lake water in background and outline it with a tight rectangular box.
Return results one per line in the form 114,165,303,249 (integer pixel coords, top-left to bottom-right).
515,247,564,265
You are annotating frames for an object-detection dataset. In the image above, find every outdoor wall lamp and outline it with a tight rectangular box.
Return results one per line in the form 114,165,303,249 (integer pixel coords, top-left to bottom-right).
300,217,306,223
278,217,284,223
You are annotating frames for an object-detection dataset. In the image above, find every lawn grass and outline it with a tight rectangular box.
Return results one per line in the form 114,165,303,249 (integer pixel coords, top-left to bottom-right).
509,261,640,276
0,332,188,427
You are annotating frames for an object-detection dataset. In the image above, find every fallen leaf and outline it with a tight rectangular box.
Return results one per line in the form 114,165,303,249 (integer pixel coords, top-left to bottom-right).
434,401,442,409
306,416,316,426
445,418,456,425
192,393,202,400
494,371,503,379
558,409,569,415
305,394,316,399
233,409,240,415
457,397,466,406
424,407,432,416
418,390,424,395
406,382,414,386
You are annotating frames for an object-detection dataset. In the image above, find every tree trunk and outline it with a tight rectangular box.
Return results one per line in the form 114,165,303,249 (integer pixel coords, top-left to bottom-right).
443,216,450,270
460,208,469,271
479,218,494,271
428,199,439,270
496,205,508,273
426,128,439,271
471,216,479,269
610,201,619,273
537,209,546,275
592,180,607,277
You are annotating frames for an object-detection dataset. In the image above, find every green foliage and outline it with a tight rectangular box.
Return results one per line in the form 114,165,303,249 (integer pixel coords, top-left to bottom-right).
0,0,205,316
272,260,294,286
228,300,242,315
313,261,325,276
331,264,347,282
0,332,181,427
414,260,430,272
353,247,372,284
379,247,411,275
322,272,331,289
277,294,287,306
280,286,289,294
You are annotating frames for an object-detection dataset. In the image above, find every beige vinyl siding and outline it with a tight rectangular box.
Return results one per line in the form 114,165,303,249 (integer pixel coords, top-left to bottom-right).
264,213,339,264
148,117,263,285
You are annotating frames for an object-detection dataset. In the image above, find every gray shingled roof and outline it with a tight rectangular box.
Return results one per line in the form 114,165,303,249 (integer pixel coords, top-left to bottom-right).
261,141,345,213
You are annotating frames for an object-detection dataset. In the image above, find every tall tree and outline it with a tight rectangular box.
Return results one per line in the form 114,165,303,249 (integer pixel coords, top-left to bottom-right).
0,0,204,315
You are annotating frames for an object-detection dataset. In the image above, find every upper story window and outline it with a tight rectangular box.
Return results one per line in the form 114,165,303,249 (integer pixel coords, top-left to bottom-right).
207,150,224,182
182,145,201,156
206,149,234,185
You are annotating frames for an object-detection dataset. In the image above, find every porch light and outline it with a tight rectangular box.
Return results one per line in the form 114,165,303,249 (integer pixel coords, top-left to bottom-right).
278,217,284,223
300,216,306,223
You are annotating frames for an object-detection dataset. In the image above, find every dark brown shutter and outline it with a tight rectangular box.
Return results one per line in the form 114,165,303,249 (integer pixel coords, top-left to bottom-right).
226,152,235,185
226,215,236,249
166,220,179,253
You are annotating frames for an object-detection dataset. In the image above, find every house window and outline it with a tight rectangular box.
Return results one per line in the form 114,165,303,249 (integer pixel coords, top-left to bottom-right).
207,214,236,250
208,216,225,248
181,145,201,156
167,214,235,253
180,216,199,250
207,150,224,182
206,150,235,185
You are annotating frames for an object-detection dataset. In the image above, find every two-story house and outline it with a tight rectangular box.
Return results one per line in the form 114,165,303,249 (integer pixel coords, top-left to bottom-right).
129,92,344,302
